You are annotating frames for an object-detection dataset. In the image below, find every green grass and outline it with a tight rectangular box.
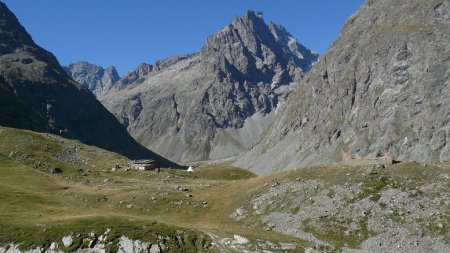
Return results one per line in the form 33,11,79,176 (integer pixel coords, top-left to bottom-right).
192,164,257,180
0,126,301,252
1,126,449,252
0,127,128,180
161,163,256,181
354,175,389,202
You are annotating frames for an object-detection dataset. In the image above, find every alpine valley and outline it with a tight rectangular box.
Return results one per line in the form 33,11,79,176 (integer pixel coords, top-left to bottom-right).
0,0,449,253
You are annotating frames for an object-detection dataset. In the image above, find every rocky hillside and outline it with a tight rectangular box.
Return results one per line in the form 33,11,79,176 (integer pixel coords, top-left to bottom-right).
101,11,318,163
232,163,450,253
0,126,448,253
236,0,450,174
0,2,176,166
64,61,120,98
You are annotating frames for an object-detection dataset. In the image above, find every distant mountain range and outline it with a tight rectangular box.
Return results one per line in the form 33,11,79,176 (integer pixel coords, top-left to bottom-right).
0,2,178,167
64,61,120,98
67,11,318,163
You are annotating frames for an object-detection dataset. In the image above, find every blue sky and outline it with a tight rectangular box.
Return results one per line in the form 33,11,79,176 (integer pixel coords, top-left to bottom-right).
3,0,364,76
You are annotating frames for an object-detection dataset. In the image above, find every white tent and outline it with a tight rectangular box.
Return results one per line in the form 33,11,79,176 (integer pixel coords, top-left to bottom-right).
187,166,194,172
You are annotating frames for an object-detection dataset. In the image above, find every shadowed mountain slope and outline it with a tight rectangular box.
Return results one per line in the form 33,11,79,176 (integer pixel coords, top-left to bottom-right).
0,2,178,167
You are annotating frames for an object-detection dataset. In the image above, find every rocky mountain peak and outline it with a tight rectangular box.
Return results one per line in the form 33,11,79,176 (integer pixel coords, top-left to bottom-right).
232,10,266,28
104,65,119,77
134,63,153,76
101,10,318,163
268,22,319,70
113,63,153,89
64,61,120,98
0,2,34,54
0,2,65,76
204,10,280,55
201,10,316,87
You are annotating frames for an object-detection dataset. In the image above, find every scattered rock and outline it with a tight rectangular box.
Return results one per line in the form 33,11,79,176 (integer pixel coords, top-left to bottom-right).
230,207,248,221
233,235,249,244
48,167,62,174
376,163,386,169
170,200,183,206
236,208,247,216
149,244,161,253
280,242,296,250
50,242,58,250
62,235,73,248
179,186,191,192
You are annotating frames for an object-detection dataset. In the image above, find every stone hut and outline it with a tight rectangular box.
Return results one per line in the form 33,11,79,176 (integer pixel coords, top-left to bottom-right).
130,159,159,171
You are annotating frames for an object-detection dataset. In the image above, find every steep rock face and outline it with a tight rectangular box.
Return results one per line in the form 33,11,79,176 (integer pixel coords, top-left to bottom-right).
64,61,120,98
102,11,318,162
268,22,319,71
0,2,177,166
235,0,450,174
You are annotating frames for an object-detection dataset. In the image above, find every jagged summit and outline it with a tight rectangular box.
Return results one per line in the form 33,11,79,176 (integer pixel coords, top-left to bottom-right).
101,10,318,163
201,10,316,86
0,2,68,79
230,11,265,26
64,61,120,98
268,22,319,70
0,2,34,53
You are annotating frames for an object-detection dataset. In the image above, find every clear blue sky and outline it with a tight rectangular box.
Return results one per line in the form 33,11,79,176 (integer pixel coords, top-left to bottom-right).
3,0,364,76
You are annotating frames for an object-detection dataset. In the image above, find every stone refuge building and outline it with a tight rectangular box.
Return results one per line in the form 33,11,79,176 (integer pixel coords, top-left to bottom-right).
130,159,159,170
341,152,396,166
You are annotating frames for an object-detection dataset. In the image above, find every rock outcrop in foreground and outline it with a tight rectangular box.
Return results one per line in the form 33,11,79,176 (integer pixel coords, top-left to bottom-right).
101,11,318,163
0,2,176,166
236,0,450,174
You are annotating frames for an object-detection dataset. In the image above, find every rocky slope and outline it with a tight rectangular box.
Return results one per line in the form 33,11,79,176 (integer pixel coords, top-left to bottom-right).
232,163,450,253
0,127,448,252
101,11,318,163
64,61,120,98
0,2,176,166
236,0,450,174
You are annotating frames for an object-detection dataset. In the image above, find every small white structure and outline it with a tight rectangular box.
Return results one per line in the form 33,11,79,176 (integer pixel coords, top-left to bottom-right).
187,166,194,173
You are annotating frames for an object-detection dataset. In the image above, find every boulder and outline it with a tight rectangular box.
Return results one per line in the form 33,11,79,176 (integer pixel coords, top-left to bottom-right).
62,235,73,248
149,244,161,253
48,167,63,174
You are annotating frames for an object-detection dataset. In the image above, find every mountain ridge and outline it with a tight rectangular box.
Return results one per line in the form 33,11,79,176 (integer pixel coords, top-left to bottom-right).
0,1,178,167
100,10,318,163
